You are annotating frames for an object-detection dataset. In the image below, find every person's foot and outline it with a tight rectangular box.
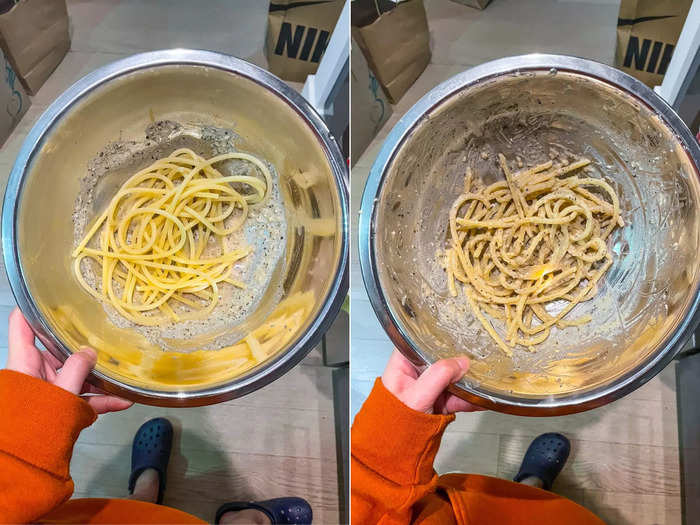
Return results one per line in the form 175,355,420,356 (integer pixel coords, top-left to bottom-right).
130,467,160,503
128,417,173,504
513,432,570,490
215,498,312,524
219,508,271,524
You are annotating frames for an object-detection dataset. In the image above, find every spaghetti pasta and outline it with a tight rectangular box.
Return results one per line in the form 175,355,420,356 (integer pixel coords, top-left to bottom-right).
52,290,315,385
446,154,624,356
72,147,272,326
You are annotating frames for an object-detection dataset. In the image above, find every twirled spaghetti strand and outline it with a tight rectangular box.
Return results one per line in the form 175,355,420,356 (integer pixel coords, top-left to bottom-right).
446,154,623,356
72,148,272,326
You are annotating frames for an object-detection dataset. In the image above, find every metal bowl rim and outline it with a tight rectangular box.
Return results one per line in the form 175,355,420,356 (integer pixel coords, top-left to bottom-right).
2,49,349,407
358,53,700,416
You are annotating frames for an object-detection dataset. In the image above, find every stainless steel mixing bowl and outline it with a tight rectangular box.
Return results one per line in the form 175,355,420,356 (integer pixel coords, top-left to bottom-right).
2,50,348,406
359,54,700,416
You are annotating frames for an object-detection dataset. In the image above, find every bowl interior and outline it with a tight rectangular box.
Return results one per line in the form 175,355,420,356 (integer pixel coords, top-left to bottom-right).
374,69,700,403
15,63,344,396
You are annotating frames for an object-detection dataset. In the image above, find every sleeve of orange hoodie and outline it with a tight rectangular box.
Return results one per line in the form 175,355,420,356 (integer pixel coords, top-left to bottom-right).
351,377,455,525
0,369,97,524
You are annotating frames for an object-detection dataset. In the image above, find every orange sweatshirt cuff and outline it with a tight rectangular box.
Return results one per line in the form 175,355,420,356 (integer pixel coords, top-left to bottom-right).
0,369,96,479
352,377,455,485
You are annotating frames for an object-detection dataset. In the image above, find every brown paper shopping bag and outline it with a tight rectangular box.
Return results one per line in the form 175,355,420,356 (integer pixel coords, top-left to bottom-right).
266,0,344,83
0,47,30,146
351,37,392,165
615,0,692,88
352,0,431,104
0,0,70,95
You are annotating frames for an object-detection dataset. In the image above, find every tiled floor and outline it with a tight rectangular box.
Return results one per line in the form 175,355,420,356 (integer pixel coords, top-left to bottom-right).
351,0,682,523
0,1,339,522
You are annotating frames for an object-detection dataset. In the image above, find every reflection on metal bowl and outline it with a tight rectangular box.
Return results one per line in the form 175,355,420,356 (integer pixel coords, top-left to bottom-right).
359,54,700,416
2,50,348,407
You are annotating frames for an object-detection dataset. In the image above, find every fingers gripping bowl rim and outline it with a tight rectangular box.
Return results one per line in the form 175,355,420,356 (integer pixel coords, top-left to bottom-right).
2,49,349,407
358,54,700,416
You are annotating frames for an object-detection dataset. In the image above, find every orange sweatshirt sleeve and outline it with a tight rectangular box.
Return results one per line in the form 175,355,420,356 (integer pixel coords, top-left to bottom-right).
351,378,455,525
0,369,96,524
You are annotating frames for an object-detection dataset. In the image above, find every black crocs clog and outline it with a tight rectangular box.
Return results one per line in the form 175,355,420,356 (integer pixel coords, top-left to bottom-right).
215,497,312,524
513,432,570,490
128,417,173,504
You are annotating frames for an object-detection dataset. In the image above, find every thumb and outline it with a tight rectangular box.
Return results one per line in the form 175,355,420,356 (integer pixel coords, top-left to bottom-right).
54,347,97,395
403,357,470,413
